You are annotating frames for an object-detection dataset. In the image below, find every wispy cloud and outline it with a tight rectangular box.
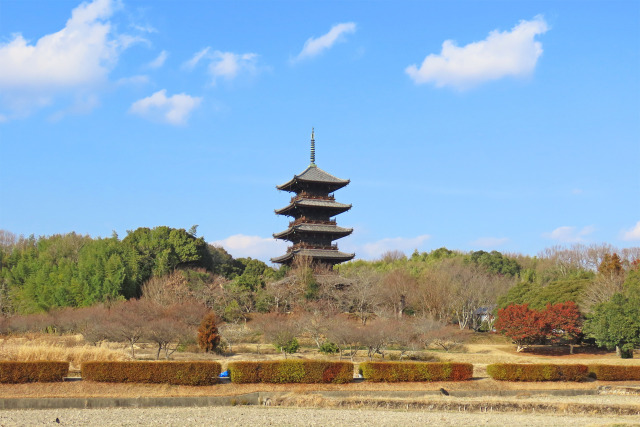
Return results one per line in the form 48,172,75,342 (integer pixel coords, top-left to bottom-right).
182,48,259,85
355,235,431,260
208,51,258,84
406,15,548,90
182,47,211,70
470,237,509,248
147,50,168,69
293,22,357,62
129,89,201,125
0,0,140,119
116,74,149,86
621,221,640,241
211,234,287,262
543,225,595,243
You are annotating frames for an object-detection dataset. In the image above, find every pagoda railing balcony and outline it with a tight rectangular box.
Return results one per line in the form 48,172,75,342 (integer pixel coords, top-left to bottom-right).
290,192,335,203
287,243,338,253
288,217,337,227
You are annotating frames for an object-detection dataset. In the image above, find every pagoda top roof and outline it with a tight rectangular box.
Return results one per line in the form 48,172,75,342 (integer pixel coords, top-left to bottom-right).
275,199,352,215
273,223,353,239
276,165,350,192
271,248,355,264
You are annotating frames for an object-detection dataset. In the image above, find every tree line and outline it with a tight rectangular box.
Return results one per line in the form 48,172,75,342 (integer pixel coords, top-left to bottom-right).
1,227,639,357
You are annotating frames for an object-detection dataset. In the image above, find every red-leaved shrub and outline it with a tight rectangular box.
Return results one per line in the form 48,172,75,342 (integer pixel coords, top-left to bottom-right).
359,362,473,382
487,363,588,381
588,365,640,381
228,360,353,384
0,361,69,383
81,361,220,385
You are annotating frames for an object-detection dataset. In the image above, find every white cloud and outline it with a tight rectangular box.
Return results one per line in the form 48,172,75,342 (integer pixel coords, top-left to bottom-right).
208,51,258,84
0,0,139,118
116,74,149,86
182,47,211,70
147,50,168,69
543,225,595,243
294,22,357,62
211,234,287,262
406,15,548,90
129,89,201,125
357,235,431,260
621,221,640,241
470,237,509,248
182,48,259,85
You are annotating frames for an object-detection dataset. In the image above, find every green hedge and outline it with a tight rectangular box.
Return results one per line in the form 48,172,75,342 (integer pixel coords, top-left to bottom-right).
487,363,588,381
359,362,473,382
81,361,221,386
0,361,69,383
588,364,640,381
228,360,353,384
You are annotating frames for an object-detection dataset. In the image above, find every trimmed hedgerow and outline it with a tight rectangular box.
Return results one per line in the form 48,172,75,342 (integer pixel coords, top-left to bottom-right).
487,363,588,382
359,362,473,382
0,361,69,383
81,361,221,386
228,360,353,384
588,364,640,381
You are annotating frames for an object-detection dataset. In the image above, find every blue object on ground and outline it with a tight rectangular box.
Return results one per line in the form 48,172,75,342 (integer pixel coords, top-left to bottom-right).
219,370,230,378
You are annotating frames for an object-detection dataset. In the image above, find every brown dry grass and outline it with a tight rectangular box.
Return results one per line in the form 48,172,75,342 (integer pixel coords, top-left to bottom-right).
0,335,129,371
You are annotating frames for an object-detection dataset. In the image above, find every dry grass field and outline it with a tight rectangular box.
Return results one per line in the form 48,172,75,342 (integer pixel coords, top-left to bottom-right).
1,332,639,400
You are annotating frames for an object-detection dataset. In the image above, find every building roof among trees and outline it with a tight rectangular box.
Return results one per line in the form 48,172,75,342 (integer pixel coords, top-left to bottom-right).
270,248,355,264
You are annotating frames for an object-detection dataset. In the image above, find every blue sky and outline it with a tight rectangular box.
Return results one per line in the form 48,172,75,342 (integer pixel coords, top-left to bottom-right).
1,0,639,262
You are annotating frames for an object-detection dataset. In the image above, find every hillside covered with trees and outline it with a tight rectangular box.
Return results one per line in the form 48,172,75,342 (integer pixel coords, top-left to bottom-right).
1,227,639,357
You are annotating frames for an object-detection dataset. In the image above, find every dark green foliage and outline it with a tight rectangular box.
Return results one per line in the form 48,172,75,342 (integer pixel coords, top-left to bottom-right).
486,363,588,382
81,361,221,385
583,274,640,358
228,360,353,384
319,342,339,354
276,337,300,355
0,361,69,383
498,278,591,310
359,362,473,382
469,250,521,277
0,227,214,314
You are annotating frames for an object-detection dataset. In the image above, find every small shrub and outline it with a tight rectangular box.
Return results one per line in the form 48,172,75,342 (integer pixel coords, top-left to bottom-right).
81,361,221,385
487,363,588,381
228,360,353,384
319,342,339,355
276,338,299,355
359,362,473,382
197,312,221,353
0,361,69,383
588,364,640,381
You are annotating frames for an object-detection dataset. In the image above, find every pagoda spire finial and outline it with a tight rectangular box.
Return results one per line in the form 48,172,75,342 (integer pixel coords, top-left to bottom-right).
310,127,316,166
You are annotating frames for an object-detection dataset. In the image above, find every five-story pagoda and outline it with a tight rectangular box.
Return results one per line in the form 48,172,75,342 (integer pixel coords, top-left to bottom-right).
271,129,355,266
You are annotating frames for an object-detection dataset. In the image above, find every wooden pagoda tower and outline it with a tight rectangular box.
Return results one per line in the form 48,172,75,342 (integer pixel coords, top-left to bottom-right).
271,129,355,266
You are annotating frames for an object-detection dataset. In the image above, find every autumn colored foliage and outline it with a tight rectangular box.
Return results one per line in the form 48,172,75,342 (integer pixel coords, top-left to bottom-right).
359,362,473,382
0,361,69,383
495,301,582,350
81,361,221,385
227,360,353,384
197,312,221,353
588,364,640,381
487,363,588,382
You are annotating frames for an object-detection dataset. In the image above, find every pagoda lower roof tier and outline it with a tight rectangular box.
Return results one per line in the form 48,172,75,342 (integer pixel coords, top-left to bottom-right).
275,198,352,216
277,165,350,193
273,223,353,240
271,248,355,264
